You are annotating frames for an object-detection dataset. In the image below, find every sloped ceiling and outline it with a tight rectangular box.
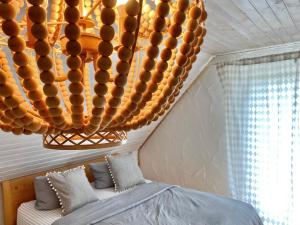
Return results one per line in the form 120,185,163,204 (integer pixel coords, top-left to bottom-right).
203,0,300,54
1,0,300,180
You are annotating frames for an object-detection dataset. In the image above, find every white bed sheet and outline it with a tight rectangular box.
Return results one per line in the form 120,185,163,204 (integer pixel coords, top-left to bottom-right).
17,184,120,225
17,180,151,225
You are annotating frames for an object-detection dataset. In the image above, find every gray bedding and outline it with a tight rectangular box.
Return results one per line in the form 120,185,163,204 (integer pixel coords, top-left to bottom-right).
52,182,263,225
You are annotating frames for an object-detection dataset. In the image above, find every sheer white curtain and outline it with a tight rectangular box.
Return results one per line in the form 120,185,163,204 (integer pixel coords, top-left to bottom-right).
217,52,300,225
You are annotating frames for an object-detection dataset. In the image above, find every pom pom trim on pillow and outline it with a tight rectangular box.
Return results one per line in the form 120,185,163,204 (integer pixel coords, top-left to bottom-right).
46,165,85,214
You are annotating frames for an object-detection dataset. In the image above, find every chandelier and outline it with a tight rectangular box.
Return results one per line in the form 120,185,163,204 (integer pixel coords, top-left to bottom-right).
0,0,207,149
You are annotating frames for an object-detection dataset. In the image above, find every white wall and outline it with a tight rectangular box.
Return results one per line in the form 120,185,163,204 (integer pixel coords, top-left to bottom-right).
139,64,230,196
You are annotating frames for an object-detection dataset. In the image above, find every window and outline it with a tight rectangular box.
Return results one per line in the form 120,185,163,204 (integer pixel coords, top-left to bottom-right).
218,53,300,225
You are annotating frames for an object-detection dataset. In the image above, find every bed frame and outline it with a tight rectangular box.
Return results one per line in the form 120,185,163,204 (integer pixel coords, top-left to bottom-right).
1,156,107,225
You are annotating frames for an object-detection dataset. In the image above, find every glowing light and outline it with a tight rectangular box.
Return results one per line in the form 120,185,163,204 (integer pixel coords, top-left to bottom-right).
117,0,128,6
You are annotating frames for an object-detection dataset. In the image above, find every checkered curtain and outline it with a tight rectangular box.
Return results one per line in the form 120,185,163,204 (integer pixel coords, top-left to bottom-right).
217,52,300,225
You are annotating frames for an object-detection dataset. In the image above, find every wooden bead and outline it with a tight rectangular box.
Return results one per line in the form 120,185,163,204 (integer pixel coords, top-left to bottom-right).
165,37,177,49
124,16,138,32
121,32,135,47
2,20,19,36
189,6,202,19
8,37,25,52
176,54,187,66
180,43,191,55
40,71,55,83
38,109,49,118
127,102,137,111
65,23,80,40
43,84,58,96
0,84,13,97
95,70,110,83
148,83,157,92
135,81,147,93
161,48,172,61
200,10,207,22
116,61,130,74
100,25,115,41
143,58,155,71
109,97,121,107
111,86,124,97
28,90,42,101
125,0,140,16
71,105,84,113
150,32,163,46
98,41,113,56
94,83,108,95
101,8,115,25
70,94,84,105
4,96,19,108
153,17,166,32
37,56,53,70
27,0,44,5
157,2,169,17
31,23,48,39
172,66,183,77
102,0,116,8
0,3,16,20
131,92,142,103
65,0,79,6
187,19,198,31
67,55,81,69
66,40,81,55
97,56,111,70
157,60,168,72
173,11,185,25
23,79,37,91
64,7,80,23
93,96,105,107
28,6,46,23
52,116,64,125
152,71,163,83
34,100,46,110
146,46,159,58
13,52,28,66
69,82,83,94
17,66,33,79
12,107,27,118
105,107,116,115
177,0,189,11
139,70,151,82
169,24,182,37
0,70,6,84
183,31,195,43
68,69,82,82
114,74,127,86
49,108,62,116
12,127,24,135
118,46,132,61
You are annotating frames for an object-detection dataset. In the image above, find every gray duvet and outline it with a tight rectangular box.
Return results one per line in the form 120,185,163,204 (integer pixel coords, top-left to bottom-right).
52,182,263,225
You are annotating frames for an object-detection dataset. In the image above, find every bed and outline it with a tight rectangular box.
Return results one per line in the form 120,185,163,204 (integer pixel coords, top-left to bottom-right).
2,156,263,225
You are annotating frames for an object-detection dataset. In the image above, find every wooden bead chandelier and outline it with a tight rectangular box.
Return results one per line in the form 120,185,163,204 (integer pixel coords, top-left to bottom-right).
0,0,207,150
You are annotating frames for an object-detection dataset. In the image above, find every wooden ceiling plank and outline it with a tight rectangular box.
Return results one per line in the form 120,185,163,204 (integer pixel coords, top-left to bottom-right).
205,0,258,49
247,0,291,43
231,0,281,43
211,0,275,46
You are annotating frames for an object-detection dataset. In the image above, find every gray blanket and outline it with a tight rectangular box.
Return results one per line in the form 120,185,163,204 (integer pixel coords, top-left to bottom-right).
52,182,263,225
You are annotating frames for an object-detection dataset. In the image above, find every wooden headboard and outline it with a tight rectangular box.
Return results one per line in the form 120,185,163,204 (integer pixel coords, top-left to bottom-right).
1,156,107,225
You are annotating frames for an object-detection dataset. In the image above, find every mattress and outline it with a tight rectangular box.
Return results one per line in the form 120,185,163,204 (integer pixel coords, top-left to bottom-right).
17,184,120,225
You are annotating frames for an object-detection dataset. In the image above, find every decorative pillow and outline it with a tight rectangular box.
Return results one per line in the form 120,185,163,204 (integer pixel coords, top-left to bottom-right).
34,176,60,210
89,162,114,189
106,153,145,192
46,166,98,215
